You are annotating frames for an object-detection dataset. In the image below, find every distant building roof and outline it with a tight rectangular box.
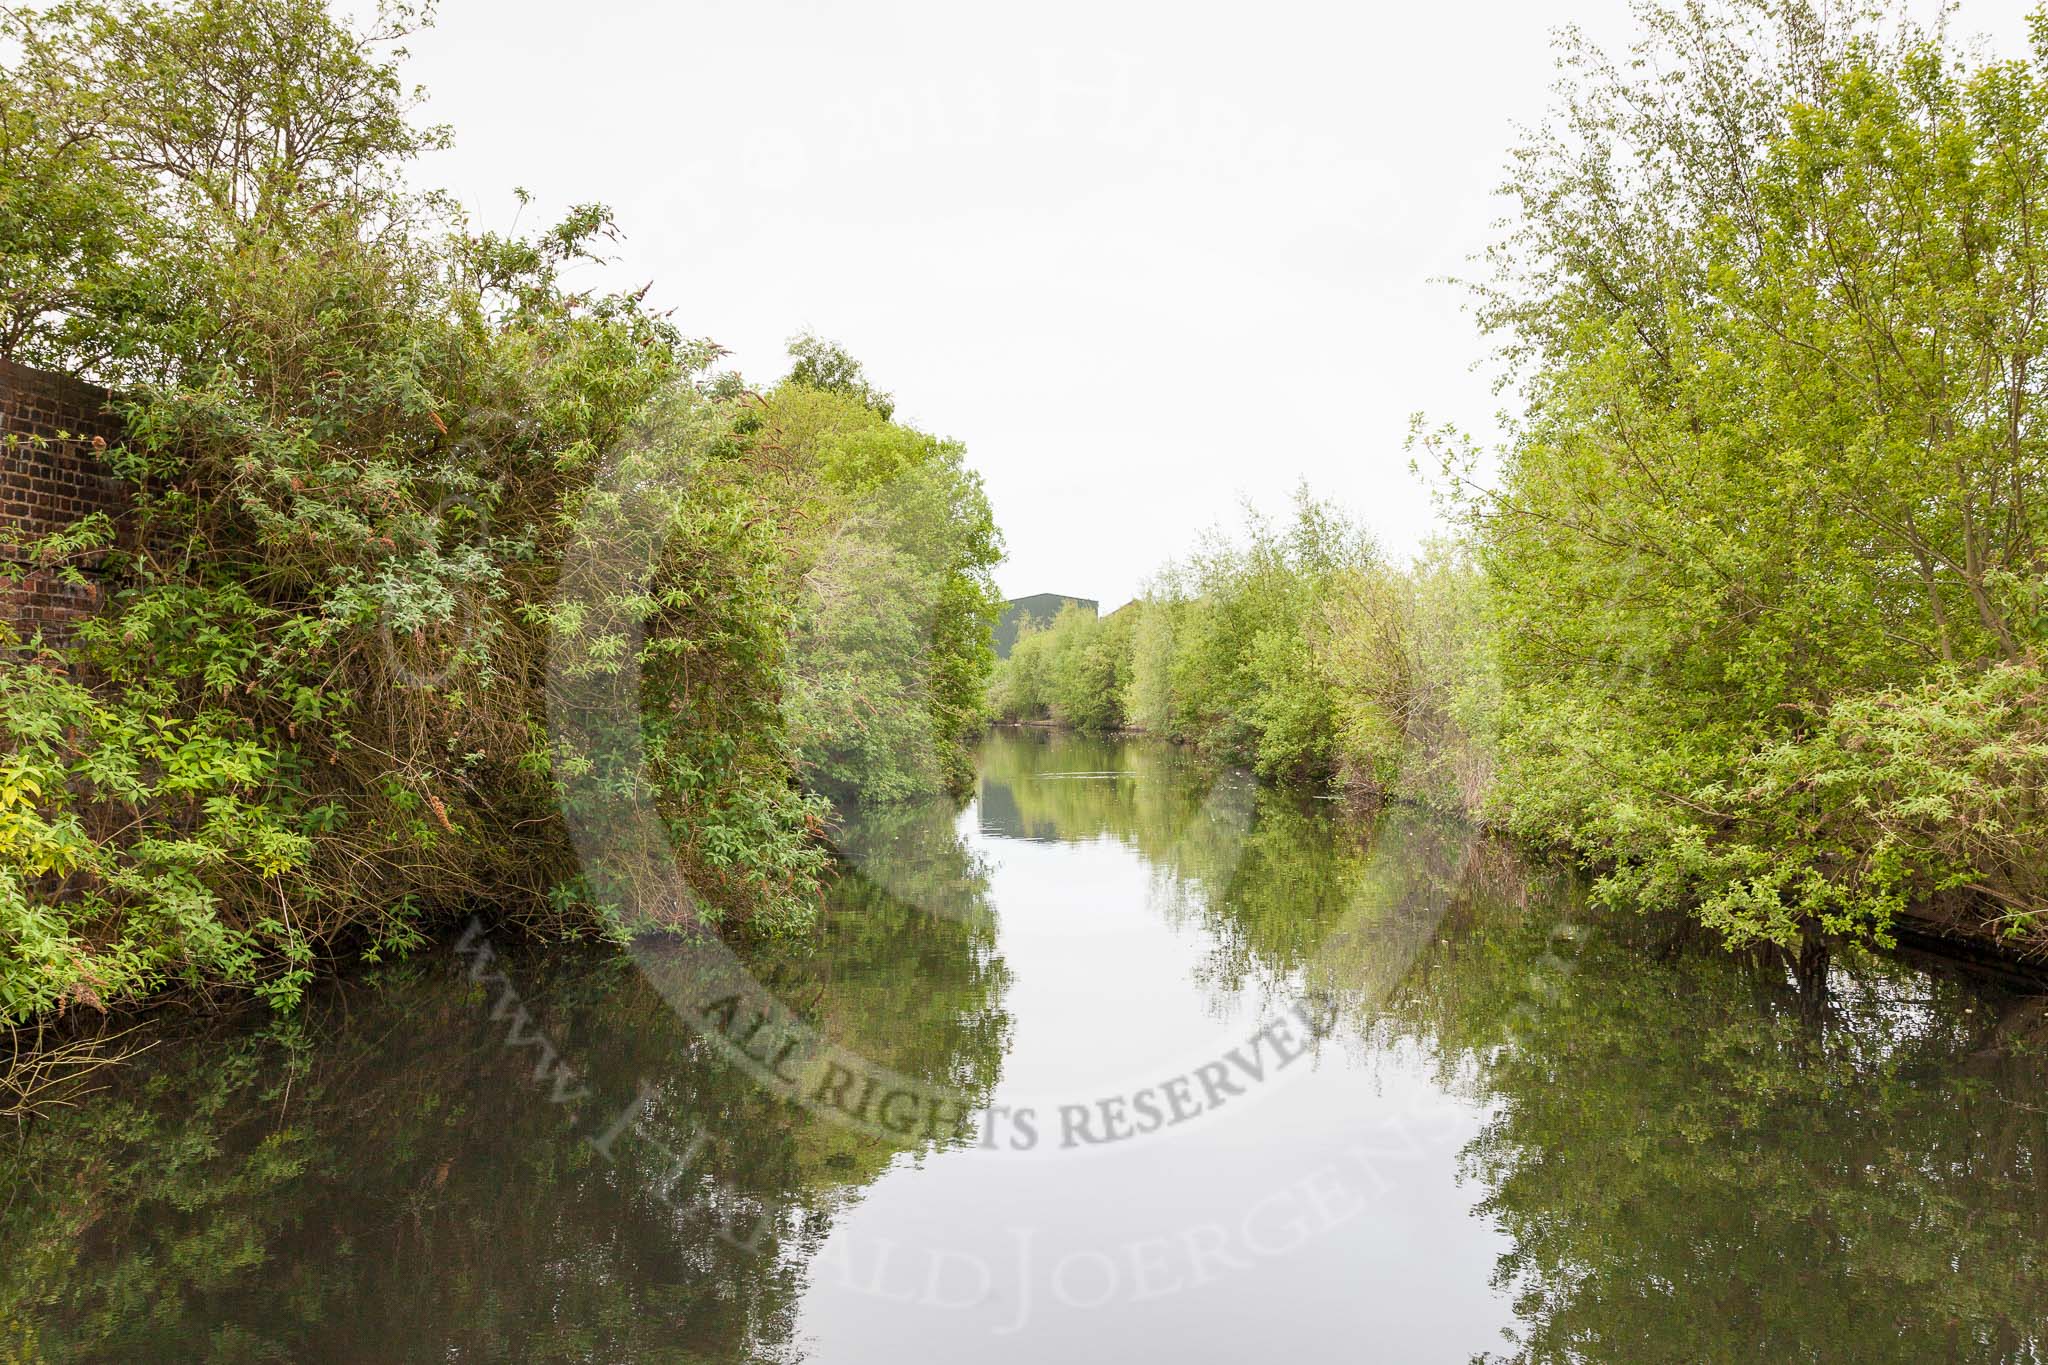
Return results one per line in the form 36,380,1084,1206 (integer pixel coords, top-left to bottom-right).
993,593,1097,659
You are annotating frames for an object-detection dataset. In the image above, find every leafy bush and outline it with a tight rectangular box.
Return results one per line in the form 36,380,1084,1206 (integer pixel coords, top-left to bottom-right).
0,656,319,1018
990,603,1133,732
1319,546,1497,811
0,0,1002,1025
1585,663,2048,949
1439,1,2048,950
993,490,1382,785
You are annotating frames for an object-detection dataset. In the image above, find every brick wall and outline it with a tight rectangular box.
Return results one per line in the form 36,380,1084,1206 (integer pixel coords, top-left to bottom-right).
0,357,131,644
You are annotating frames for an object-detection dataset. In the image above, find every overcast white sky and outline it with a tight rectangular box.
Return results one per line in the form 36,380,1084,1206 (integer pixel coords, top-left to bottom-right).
397,0,2037,608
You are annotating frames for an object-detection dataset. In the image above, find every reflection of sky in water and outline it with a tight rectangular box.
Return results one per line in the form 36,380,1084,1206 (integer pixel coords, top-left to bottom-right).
795,736,1512,1361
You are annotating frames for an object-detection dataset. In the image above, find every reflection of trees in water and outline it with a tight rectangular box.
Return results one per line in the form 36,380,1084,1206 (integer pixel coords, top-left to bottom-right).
0,824,1011,1364
981,730,2048,1360
19,733,2043,1360
1377,880,2048,1361
975,729,1480,1019
974,727,1220,851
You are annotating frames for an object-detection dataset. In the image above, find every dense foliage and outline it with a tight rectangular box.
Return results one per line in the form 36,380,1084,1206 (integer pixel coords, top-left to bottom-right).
1455,0,2048,951
0,0,1001,1030
993,1,2048,958
992,495,1491,805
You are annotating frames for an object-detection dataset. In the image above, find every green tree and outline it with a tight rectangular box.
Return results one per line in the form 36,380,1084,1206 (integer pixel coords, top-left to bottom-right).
783,332,896,421
753,373,1003,804
1438,0,2048,951
0,0,1007,1026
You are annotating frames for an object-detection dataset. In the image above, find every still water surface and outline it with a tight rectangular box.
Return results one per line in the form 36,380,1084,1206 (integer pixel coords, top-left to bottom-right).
6,731,2048,1361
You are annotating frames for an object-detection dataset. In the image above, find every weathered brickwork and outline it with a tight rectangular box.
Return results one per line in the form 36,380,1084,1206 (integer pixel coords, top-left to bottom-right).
0,358,132,644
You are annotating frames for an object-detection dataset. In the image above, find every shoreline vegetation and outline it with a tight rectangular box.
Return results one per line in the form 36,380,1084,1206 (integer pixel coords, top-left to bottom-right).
993,2,2048,969
0,0,1002,1095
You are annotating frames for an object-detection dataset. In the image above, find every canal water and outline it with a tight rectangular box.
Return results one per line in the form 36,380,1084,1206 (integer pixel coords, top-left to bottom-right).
5,730,2045,1361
